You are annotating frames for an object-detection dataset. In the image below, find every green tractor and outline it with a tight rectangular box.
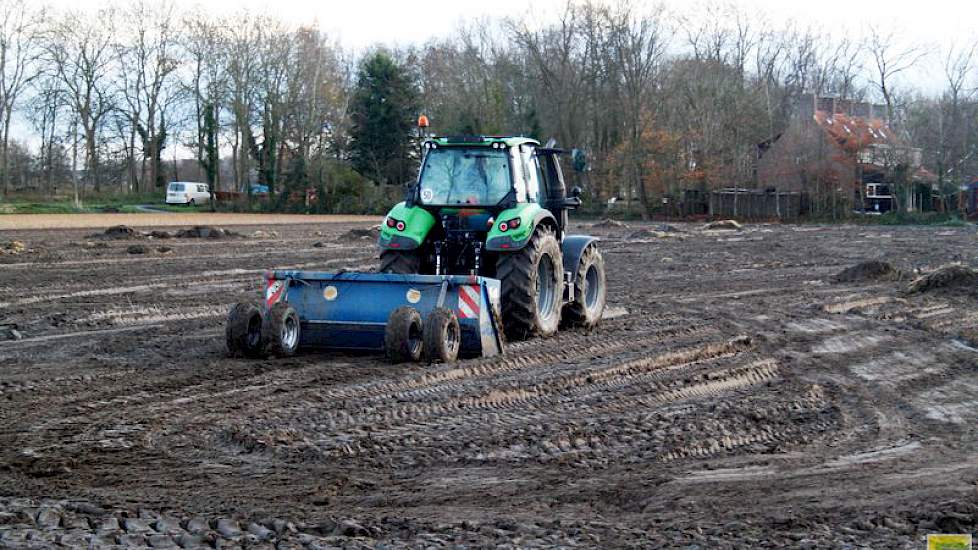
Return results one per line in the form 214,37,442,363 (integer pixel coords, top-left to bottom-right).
378,135,606,340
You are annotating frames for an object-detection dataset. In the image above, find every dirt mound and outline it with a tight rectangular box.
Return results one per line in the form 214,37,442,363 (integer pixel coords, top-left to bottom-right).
628,229,681,240
339,226,380,241
174,226,241,239
127,244,149,255
0,240,27,255
833,260,903,283
704,219,742,230
629,229,658,239
92,225,140,240
593,219,628,229
907,264,978,294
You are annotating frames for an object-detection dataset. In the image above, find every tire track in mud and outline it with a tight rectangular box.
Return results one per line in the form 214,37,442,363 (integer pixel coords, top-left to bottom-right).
217,337,803,468
0,254,372,309
8,319,702,463
78,305,229,326
302,334,743,436
317,316,714,402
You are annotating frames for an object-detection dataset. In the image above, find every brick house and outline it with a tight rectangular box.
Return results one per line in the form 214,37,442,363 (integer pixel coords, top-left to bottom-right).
757,94,929,213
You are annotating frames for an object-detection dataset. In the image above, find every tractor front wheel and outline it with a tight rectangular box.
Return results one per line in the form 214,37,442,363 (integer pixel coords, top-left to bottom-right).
379,250,421,274
495,225,564,340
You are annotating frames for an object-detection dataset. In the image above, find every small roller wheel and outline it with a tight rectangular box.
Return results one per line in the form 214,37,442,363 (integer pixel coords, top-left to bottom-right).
424,307,460,364
385,306,423,363
264,302,301,357
226,302,265,358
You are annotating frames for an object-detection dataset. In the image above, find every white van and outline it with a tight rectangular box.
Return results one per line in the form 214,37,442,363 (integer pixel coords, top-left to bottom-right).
166,182,210,205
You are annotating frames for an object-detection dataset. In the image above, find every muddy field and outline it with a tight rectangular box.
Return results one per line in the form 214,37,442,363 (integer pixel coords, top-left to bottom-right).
1,216,977,548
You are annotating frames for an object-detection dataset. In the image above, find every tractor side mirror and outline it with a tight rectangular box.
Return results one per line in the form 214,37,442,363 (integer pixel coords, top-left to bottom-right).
564,186,583,209
571,149,587,172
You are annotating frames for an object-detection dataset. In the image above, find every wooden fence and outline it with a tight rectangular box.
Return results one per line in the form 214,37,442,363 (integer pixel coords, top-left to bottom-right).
703,188,806,220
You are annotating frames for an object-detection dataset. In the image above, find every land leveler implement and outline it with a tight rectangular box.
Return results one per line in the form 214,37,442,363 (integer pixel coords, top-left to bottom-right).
226,131,607,364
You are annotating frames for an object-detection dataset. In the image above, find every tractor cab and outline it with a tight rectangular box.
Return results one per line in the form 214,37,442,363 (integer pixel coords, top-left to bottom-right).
380,136,582,276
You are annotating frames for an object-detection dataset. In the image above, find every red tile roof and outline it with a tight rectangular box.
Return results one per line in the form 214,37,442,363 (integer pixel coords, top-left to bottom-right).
812,111,900,152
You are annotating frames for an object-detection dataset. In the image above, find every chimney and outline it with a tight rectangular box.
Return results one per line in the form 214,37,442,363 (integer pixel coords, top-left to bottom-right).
870,104,888,122
816,96,835,114
796,92,815,120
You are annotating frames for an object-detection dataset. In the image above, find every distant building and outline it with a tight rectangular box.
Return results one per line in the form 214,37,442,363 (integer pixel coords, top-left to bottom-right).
757,94,933,213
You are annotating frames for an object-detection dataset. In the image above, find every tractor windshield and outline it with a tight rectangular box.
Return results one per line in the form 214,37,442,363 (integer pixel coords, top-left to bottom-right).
418,147,511,206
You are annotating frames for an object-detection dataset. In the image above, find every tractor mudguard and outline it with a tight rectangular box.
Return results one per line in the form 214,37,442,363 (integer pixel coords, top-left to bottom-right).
485,203,558,251
561,235,599,283
378,202,436,250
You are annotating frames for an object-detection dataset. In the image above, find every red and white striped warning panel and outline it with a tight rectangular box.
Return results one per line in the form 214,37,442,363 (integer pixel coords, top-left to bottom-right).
457,285,481,319
265,279,285,307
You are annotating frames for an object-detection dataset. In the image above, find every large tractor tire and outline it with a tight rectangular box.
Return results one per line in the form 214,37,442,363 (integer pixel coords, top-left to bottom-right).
226,303,265,358
562,245,607,328
263,302,301,357
495,225,564,341
379,250,421,274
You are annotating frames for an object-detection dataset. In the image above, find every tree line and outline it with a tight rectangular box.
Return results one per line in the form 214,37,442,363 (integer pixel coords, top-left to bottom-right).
0,0,974,216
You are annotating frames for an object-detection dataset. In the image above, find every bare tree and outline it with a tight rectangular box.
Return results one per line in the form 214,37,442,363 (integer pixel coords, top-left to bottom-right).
46,10,115,193
27,74,66,194
866,25,926,122
183,16,229,205
0,0,45,194
607,0,668,218
113,0,181,193
226,15,263,192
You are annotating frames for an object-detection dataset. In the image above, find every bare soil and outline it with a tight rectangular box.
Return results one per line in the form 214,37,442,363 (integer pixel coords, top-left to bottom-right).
1,220,977,548
0,213,376,231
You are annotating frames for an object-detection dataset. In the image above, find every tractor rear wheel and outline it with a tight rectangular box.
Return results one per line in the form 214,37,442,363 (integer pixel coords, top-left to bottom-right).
226,303,265,358
264,302,301,357
379,250,421,274
423,307,460,364
495,225,563,340
562,245,607,328
385,306,424,363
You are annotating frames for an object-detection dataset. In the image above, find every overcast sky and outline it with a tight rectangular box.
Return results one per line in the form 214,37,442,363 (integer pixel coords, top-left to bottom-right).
22,0,973,151
40,0,974,90
43,0,972,52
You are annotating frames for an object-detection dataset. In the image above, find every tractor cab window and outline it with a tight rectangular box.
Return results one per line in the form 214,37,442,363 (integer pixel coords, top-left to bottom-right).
520,146,541,203
418,147,512,206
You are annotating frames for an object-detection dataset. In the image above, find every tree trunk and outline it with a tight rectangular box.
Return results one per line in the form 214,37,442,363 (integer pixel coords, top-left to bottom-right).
86,127,99,193
1,106,12,195
128,126,139,193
